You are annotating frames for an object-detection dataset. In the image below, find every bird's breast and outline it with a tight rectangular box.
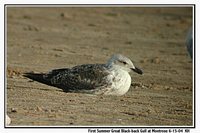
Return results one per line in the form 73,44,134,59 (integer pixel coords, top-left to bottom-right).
108,70,131,95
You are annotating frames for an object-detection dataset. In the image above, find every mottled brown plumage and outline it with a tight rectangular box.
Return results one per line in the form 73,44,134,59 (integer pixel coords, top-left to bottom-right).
43,64,111,93
24,54,143,95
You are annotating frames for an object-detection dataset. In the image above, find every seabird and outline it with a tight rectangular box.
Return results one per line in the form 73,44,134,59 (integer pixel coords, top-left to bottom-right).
24,54,143,96
186,27,193,59
6,114,11,125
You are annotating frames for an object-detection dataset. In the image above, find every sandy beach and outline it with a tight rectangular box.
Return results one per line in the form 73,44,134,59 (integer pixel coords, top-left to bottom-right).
6,7,193,126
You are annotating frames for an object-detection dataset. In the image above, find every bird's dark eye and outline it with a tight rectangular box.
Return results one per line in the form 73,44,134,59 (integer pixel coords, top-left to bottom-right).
122,61,127,65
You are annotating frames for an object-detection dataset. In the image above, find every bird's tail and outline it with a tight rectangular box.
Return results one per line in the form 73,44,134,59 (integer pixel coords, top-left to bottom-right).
23,72,53,86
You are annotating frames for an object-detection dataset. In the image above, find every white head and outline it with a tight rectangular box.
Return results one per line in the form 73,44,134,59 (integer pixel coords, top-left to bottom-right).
106,54,143,74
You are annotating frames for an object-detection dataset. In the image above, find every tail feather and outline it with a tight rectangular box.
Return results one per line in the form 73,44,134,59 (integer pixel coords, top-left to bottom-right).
23,72,68,92
23,72,52,86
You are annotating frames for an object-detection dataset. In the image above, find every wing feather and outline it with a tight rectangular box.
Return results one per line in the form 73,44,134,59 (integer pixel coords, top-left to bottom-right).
43,64,111,92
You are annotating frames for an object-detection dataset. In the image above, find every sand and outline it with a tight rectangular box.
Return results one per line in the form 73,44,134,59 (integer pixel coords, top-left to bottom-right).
6,7,193,126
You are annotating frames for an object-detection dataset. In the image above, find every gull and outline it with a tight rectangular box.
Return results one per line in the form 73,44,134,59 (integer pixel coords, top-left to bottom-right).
6,114,11,125
186,27,193,59
24,54,143,96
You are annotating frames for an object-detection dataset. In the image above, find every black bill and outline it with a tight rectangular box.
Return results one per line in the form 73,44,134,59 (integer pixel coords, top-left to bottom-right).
131,67,143,75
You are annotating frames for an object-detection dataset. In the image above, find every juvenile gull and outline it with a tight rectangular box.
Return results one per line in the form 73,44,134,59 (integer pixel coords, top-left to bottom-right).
25,54,143,96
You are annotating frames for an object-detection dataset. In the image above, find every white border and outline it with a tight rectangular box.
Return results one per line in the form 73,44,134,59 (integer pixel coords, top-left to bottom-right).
1,1,198,133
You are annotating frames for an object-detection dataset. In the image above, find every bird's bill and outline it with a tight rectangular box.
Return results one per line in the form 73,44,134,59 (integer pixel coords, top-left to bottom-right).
131,67,143,75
